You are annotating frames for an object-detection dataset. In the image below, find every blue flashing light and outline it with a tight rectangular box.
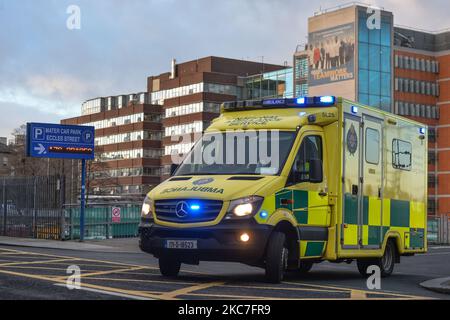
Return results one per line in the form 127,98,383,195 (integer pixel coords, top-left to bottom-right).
351,106,358,114
259,211,268,219
320,96,335,104
419,128,426,135
296,97,306,105
190,204,200,210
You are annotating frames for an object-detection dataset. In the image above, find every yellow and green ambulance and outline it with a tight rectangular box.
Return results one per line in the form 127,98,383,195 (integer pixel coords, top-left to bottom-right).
139,96,427,283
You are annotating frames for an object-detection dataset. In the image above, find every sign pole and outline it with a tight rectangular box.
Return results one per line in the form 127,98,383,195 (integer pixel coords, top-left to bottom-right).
80,159,86,242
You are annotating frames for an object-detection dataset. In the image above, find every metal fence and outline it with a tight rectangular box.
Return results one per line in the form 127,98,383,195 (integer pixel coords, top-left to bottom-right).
0,176,64,239
63,203,141,240
428,214,450,245
0,175,142,240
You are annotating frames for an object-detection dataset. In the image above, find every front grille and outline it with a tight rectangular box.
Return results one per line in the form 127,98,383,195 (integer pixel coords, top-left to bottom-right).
154,199,223,223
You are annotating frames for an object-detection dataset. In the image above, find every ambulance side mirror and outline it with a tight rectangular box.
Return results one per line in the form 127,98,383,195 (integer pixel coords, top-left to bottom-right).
309,159,323,183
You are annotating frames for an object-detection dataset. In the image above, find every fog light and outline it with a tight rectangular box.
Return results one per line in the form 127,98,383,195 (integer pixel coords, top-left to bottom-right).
240,233,250,242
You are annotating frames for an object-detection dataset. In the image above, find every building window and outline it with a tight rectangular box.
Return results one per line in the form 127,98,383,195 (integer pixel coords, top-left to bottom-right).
428,151,436,165
428,174,437,188
428,198,436,215
428,128,436,143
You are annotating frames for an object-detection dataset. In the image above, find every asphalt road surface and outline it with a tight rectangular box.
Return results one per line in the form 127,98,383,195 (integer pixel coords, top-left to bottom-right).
0,244,449,300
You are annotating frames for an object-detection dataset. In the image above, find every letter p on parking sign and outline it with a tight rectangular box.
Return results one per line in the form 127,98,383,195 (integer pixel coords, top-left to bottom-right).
34,127,44,140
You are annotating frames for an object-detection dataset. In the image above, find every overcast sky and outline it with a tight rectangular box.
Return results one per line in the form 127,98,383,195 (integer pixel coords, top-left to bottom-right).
0,0,448,140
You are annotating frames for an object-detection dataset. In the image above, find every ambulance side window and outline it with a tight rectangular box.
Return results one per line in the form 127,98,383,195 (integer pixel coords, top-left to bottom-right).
392,139,412,171
288,135,322,185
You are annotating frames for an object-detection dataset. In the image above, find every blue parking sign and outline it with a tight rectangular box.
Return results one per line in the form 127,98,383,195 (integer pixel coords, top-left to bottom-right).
26,123,95,160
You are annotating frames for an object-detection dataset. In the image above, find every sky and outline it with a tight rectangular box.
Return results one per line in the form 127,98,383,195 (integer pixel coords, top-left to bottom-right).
0,0,448,140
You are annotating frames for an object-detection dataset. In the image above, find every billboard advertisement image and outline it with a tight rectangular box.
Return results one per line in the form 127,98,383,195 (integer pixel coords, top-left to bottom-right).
308,23,355,86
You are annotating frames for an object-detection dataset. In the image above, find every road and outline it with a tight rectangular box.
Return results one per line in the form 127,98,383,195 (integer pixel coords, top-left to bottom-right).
0,244,449,300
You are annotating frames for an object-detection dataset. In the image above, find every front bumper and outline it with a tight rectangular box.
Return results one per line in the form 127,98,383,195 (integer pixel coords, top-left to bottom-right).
138,220,273,265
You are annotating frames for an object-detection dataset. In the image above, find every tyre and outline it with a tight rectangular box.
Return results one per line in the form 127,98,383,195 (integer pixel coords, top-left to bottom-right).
265,231,288,283
159,256,181,277
298,260,313,275
357,240,396,278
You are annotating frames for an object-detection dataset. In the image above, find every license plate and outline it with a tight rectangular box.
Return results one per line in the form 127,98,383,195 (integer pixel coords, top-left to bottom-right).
165,240,197,249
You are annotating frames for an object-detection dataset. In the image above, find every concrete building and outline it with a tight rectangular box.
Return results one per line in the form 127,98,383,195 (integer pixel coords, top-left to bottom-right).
62,93,163,198
392,27,450,216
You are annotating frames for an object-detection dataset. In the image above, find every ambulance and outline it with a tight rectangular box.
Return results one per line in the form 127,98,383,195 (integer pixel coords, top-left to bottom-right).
139,96,427,283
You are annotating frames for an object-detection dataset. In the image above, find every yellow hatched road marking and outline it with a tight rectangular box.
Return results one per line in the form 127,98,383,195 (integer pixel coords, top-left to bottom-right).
53,266,147,281
0,268,166,300
158,281,225,299
285,281,430,299
83,277,204,286
0,258,77,267
350,290,367,299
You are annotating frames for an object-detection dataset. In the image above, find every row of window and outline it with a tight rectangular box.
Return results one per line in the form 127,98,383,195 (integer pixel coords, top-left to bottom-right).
97,148,162,161
395,101,439,119
89,167,161,179
395,55,440,73
95,130,162,146
164,121,206,137
164,142,195,156
151,83,203,104
84,113,161,130
165,102,221,118
395,78,439,96
82,93,149,115
151,83,240,105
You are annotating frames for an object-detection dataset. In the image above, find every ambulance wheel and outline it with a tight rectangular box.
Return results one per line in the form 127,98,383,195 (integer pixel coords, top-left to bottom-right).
159,256,181,277
298,261,313,274
357,240,396,278
265,231,288,283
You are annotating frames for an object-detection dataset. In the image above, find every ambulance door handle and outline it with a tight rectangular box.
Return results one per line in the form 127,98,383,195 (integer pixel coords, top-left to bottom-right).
378,187,382,199
319,191,328,197
351,185,358,196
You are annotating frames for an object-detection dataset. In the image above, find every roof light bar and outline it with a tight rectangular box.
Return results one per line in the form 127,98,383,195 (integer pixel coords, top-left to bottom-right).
223,96,336,111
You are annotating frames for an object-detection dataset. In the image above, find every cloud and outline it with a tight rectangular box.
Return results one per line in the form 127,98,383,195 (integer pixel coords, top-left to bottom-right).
25,74,91,101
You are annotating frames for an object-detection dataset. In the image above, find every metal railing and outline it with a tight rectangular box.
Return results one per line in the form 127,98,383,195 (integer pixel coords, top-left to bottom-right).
0,176,64,239
63,202,142,240
428,214,450,245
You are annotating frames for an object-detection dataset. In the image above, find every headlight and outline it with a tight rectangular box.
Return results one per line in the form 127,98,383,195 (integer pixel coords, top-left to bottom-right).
141,196,153,218
225,196,264,220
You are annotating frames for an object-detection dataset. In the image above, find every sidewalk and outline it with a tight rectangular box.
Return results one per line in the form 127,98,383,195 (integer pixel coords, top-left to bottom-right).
420,278,450,294
0,236,141,254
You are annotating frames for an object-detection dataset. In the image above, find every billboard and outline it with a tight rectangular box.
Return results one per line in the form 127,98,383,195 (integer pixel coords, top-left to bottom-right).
307,23,355,87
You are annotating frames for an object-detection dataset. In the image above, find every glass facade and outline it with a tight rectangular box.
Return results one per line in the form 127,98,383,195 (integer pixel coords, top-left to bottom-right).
244,68,293,100
294,54,309,97
357,10,393,112
81,93,150,115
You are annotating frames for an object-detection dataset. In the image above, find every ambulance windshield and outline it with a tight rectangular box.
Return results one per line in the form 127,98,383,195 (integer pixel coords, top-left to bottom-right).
175,130,297,176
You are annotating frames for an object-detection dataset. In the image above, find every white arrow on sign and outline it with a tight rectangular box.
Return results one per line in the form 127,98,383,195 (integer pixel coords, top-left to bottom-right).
34,143,46,155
